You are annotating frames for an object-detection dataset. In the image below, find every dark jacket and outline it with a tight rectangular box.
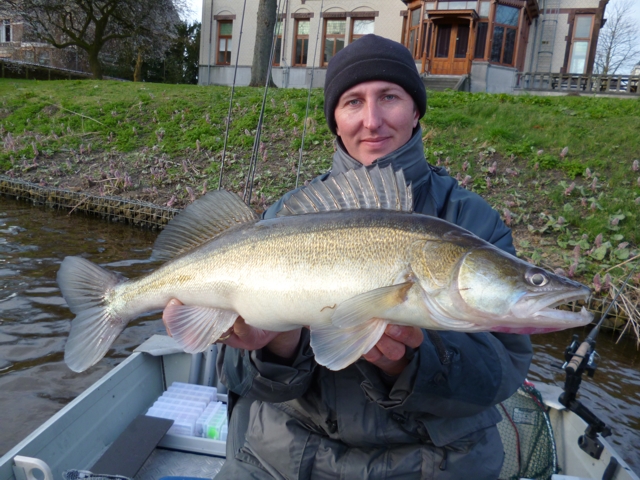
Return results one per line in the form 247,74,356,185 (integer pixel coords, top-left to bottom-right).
217,130,533,479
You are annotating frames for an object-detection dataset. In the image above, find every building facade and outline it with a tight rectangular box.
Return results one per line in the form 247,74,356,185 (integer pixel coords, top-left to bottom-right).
0,9,83,71
199,0,608,92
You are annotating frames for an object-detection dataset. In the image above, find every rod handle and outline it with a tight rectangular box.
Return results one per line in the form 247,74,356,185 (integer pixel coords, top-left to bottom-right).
566,341,591,374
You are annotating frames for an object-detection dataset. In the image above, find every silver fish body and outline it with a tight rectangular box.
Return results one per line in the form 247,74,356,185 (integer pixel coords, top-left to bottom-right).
57,167,593,372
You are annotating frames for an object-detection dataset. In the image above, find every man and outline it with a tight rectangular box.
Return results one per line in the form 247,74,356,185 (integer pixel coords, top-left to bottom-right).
166,34,532,479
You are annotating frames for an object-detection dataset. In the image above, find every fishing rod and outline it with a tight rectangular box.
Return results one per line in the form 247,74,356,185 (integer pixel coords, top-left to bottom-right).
244,0,287,205
295,0,325,189
556,260,639,461
218,0,249,191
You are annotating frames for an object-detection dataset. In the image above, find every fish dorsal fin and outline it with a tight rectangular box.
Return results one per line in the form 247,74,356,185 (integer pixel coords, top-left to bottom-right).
276,165,413,217
152,190,258,261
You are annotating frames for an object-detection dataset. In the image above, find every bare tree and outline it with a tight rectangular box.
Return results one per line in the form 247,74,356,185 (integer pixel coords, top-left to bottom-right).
249,0,277,87
594,0,640,75
7,0,185,79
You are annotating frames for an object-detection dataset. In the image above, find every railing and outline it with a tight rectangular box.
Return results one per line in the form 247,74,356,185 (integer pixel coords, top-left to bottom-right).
0,58,125,81
515,72,640,95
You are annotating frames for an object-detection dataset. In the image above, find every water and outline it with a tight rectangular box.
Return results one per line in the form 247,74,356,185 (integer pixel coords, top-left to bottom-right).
0,195,639,473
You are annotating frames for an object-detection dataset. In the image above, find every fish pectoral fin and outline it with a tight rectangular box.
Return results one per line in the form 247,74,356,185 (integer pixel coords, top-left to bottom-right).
331,282,414,328
163,303,238,353
310,319,388,371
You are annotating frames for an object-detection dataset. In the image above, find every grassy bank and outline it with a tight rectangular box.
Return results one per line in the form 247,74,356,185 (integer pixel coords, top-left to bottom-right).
0,79,639,319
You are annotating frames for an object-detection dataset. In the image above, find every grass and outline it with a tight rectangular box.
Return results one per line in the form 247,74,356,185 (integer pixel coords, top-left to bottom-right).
0,79,639,304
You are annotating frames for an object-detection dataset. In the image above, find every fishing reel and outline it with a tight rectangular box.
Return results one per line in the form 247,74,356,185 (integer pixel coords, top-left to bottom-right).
562,334,599,377
557,332,612,460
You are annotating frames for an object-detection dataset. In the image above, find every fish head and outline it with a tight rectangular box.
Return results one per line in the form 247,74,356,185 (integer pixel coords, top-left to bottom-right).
453,246,593,334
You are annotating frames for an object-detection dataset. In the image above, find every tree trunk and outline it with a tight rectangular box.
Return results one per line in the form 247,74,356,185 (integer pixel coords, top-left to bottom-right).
134,49,144,82
88,50,103,80
249,0,277,87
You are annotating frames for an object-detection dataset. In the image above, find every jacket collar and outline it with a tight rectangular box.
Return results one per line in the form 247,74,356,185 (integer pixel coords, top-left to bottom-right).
330,128,431,187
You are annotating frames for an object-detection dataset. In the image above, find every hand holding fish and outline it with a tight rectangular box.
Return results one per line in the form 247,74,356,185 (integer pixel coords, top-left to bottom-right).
163,299,420,373
362,325,424,376
163,299,302,360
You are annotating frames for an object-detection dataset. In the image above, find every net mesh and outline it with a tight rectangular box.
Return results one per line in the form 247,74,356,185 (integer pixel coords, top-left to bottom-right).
497,384,558,480
0,176,178,229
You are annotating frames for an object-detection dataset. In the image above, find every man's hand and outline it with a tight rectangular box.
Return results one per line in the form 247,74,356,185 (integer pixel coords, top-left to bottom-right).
162,299,301,360
363,325,423,376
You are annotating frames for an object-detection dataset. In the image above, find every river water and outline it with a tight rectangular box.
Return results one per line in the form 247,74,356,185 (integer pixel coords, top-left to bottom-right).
0,195,639,473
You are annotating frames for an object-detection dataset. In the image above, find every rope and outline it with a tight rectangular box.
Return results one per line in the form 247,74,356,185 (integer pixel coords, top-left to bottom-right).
217,0,249,190
295,0,325,189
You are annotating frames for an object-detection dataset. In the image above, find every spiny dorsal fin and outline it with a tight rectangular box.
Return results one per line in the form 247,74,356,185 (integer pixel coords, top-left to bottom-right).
277,165,412,217
152,190,258,261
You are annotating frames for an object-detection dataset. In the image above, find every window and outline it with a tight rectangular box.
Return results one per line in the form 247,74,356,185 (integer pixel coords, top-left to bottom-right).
435,25,452,58
273,20,283,66
490,5,519,65
1,19,10,43
216,21,232,65
569,16,593,74
478,1,490,17
437,1,478,9
407,7,421,58
351,18,374,42
293,19,310,66
474,22,488,58
38,51,50,65
322,19,346,65
454,24,470,59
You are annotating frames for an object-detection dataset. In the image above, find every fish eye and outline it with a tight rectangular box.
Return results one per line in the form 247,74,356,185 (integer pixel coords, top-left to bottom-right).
526,270,549,287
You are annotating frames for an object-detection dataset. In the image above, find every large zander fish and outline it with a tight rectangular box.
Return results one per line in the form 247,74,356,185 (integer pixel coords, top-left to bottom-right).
57,166,593,372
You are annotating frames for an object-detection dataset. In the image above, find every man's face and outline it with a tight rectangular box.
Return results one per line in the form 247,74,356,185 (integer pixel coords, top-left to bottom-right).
334,80,420,166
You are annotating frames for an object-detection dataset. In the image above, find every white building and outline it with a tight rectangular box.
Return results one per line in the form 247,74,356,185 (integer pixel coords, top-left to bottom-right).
199,0,608,92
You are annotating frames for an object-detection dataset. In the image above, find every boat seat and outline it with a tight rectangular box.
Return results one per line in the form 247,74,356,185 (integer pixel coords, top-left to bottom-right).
89,415,174,478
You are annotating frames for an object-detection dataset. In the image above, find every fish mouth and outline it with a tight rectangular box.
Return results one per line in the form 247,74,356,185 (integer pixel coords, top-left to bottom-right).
511,288,593,325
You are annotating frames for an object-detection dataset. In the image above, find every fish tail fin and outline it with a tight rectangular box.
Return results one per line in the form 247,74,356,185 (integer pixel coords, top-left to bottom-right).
57,256,129,373
310,318,388,371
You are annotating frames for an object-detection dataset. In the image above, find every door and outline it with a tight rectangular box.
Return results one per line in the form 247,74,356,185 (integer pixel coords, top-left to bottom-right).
430,23,471,75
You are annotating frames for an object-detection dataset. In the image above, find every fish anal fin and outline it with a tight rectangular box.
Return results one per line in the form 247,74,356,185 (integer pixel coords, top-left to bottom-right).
310,319,388,371
331,282,414,329
152,190,258,261
163,303,238,353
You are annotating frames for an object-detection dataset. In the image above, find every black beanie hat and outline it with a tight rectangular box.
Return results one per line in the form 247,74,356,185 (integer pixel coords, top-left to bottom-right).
324,34,427,136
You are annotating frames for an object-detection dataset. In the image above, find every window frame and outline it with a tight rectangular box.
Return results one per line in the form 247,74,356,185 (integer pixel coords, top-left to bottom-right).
1,19,11,43
216,20,233,66
568,14,594,74
293,19,310,67
489,4,520,66
407,6,422,59
350,17,375,43
321,18,346,66
273,20,283,66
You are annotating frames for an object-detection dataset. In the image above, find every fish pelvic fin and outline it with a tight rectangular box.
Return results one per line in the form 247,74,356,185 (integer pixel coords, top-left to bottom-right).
57,256,129,373
311,319,388,371
276,165,413,216
163,303,238,353
152,190,258,261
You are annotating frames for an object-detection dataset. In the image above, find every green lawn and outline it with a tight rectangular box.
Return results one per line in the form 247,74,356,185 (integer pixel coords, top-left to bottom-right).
0,78,638,294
